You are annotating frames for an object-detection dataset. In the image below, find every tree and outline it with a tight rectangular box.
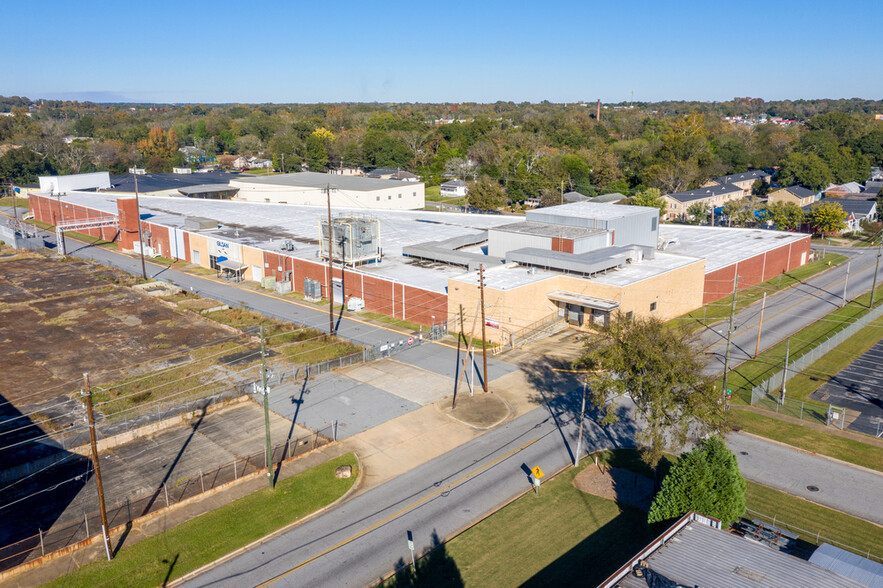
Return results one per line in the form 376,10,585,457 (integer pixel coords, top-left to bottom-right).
685,202,709,225
764,201,805,230
0,147,55,184
467,175,507,211
630,187,667,218
778,152,832,191
137,126,178,160
574,314,726,466
810,201,848,236
648,436,746,526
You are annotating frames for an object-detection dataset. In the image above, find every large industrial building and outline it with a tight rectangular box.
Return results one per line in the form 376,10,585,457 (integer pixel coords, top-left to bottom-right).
227,172,426,210
25,174,810,342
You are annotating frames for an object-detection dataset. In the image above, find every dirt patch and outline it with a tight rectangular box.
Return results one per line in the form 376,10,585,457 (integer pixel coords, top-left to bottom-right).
0,257,243,402
572,466,654,511
443,393,509,428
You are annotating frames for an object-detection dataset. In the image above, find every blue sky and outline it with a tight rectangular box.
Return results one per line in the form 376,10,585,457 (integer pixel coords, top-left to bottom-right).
4,0,881,104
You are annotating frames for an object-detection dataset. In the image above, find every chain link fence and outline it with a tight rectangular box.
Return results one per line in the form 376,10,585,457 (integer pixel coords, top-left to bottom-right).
750,304,883,406
746,508,882,564
0,423,333,573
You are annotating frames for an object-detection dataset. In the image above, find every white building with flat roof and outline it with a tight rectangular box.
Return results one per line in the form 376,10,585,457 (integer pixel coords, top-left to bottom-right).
229,172,425,210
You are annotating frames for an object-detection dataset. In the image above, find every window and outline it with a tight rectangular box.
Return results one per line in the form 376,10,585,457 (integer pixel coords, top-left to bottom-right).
388,195,392,200
650,301,657,312
398,194,402,198
413,191,416,197
651,216,658,231
264,198,270,203
376,196,380,201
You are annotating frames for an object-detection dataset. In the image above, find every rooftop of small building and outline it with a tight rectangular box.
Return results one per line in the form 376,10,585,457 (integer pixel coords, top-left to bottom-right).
616,520,863,588
666,184,745,203
658,224,808,273
489,221,607,239
527,200,659,221
231,171,421,191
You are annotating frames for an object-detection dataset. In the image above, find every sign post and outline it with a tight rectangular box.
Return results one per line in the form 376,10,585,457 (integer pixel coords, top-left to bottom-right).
407,531,416,571
531,466,544,494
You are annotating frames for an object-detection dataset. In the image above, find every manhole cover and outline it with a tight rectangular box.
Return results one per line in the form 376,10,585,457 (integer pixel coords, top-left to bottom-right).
806,485,820,492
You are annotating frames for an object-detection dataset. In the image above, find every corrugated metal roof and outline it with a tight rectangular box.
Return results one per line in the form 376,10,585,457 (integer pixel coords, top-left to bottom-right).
233,171,418,191
618,521,865,588
809,543,883,588
490,221,606,239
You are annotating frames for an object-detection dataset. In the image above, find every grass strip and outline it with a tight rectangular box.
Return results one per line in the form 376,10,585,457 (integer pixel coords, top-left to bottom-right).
729,410,883,472
671,253,848,335
746,482,883,561
45,453,359,588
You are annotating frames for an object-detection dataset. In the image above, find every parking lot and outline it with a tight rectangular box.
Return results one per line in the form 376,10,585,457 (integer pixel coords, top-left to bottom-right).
810,339,883,437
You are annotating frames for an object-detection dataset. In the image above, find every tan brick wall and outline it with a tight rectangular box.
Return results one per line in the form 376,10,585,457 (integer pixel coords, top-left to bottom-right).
447,259,706,340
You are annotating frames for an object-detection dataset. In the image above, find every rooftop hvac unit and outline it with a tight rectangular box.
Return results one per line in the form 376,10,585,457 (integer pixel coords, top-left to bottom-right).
319,217,381,266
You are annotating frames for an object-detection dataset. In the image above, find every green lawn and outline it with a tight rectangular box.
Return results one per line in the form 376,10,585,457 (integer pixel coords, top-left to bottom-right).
746,482,883,561
729,410,883,472
0,196,29,208
45,453,358,588
670,253,848,334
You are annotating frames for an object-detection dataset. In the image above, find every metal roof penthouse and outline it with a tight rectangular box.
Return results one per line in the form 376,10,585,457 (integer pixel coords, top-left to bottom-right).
525,201,660,249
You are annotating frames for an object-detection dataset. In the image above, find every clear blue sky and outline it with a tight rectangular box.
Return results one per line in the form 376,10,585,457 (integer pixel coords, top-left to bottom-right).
4,0,881,104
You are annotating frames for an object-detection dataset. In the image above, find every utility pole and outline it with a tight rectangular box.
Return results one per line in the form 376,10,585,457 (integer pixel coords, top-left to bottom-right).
574,377,588,467
780,338,790,405
83,373,113,561
721,275,739,399
326,182,335,335
261,324,274,489
871,245,882,308
842,261,851,307
281,153,285,174
55,191,66,255
754,292,767,358
478,264,488,393
133,170,147,280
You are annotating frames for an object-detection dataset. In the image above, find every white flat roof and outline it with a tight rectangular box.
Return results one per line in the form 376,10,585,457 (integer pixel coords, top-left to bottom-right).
659,225,808,273
35,191,515,293
527,200,659,220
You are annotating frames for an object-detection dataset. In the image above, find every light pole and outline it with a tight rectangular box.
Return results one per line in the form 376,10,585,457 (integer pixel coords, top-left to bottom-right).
133,169,147,280
574,377,588,467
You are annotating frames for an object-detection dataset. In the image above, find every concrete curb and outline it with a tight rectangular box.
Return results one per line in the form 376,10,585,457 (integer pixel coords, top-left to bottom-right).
167,450,363,587
735,431,883,478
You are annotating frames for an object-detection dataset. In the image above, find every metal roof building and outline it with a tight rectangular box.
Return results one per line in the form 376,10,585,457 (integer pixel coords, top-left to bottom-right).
603,513,866,588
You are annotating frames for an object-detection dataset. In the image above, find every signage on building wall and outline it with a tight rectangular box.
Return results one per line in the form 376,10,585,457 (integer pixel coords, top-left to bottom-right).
485,318,500,329
208,238,241,261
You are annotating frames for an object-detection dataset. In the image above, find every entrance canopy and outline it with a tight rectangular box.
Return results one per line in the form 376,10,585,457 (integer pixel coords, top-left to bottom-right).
217,259,247,272
547,290,620,312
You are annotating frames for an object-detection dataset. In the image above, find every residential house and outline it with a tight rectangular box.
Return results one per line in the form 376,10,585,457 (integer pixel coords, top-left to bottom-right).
179,146,207,163
439,179,468,197
825,181,864,198
703,170,770,196
366,168,400,180
864,180,883,198
663,184,745,221
390,170,419,182
803,198,877,233
766,185,819,208
232,156,272,170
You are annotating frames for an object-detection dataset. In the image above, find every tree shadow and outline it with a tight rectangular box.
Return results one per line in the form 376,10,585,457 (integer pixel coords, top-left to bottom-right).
382,530,464,588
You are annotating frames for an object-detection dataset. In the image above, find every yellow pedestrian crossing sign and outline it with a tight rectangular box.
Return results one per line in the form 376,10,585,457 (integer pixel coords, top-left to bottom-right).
532,466,545,479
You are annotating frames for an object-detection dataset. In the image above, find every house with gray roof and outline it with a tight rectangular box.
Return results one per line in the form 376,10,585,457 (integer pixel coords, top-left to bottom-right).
705,170,771,196
803,198,877,232
663,184,745,220
768,185,820,207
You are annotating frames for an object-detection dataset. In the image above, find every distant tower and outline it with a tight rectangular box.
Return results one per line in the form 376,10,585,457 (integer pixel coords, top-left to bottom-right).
596,99,601,121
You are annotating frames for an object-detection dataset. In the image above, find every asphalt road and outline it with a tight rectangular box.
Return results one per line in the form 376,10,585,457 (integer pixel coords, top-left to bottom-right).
181,401,640,588
700,247,878,375
728,432,883,525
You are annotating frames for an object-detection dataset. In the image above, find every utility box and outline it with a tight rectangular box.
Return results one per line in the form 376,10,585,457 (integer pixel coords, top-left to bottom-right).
304,278,322,301
319,216,381,266
274,280,292,294
261,276,276,290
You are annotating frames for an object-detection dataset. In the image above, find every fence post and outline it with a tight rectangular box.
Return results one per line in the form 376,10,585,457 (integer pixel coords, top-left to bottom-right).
200,470,205,493
817,530,821,544
800,402,804,420
163,484,169,508
39,528,44,556
84,512,89,537
773,515,777,527
233,460,238,479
